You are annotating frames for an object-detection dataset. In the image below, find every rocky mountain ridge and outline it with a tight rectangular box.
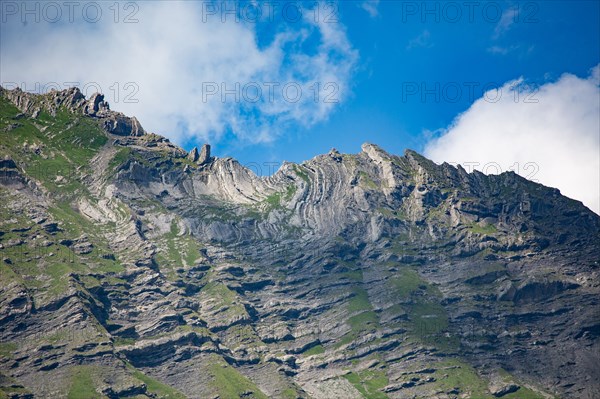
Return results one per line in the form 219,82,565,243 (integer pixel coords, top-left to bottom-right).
0,87,599,399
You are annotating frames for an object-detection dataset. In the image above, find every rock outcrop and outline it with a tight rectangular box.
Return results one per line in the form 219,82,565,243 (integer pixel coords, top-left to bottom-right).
187,147,199,162
198,144,211,165
0,86,145,137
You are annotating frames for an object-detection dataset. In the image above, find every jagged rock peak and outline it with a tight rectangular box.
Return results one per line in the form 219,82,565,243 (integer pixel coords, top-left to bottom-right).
187,147,199,162
84,92,110,116
361,142,394,163
0,86,145,137
361,142,388,154
184,144,213,165
328,147,342,162
198,144,211,165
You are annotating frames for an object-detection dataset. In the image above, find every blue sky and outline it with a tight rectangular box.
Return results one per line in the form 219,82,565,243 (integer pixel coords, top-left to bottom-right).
1,0,599,212
221,0,599,164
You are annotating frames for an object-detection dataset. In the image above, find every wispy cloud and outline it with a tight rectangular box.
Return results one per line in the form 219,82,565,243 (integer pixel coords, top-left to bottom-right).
487,44,534,57
406,30,433,50
487,45,513,55
493,6,518,38
360,0,380,18
0,1,358,147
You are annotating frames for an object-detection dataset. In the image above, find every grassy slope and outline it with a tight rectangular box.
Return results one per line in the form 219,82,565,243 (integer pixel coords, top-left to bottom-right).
0,97,198,398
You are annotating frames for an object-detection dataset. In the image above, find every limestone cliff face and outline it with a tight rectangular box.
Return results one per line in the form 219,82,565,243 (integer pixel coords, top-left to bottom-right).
1,88,599,399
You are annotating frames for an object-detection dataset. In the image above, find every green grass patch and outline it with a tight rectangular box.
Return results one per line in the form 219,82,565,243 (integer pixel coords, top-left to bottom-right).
292,165,310,184
113,337,137,347
408,302,448,336
156,219,202,278
0,96,22,118
283,184,296,201
302,344,325,356
503,386,548,399
468,223,498,235
44,261,77,295
0,372,31,399
67,366,104,399
224,324,263,349
336,287,381,348
129,366,187,399
108,147,132,172
424,360,548,399
0,200,123,299
0,343,17,359
0,100,109,198
498,369,551,399
348,287,372,313
343,270,363,282
48,202,124,275
201,281,236,305
265,192,282,209
388,268,423,297
282,388,301,399
377,207,402,219
429,360,489,398
199,281,248,323
405,301,458,351
349,311,379,330
207,354,268,399
358,171,378,190
343,369,389,399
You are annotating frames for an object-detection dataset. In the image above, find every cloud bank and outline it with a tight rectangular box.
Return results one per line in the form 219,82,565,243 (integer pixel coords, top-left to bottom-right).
0,1,358,146
425,65,600,214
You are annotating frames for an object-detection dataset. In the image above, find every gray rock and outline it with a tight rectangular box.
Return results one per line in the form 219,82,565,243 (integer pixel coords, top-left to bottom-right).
187,147,199,162
490,382,520,397
198,144,211,165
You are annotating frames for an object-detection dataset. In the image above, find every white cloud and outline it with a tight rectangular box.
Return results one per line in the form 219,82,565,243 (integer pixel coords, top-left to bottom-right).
406,30,432,50
493,6,518,38
424,65,600,214
487,44,518,55
360,0,380,18
0,1,358,146
487,44,535,57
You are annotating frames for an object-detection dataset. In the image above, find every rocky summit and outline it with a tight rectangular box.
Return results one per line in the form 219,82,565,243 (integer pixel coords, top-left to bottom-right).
0,87,598,399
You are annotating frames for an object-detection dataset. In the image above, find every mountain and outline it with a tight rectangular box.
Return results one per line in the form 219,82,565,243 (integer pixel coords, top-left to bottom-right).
0,87,598,399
